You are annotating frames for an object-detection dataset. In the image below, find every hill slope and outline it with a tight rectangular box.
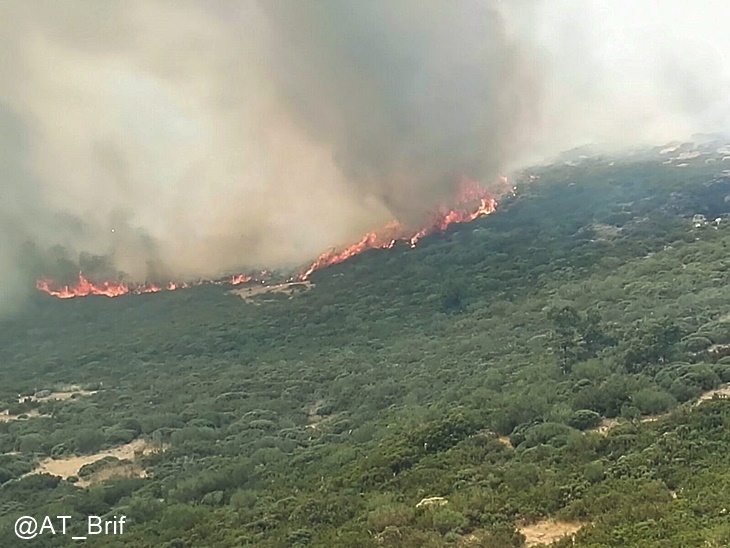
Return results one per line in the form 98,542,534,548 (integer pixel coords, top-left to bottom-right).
3,144,730,546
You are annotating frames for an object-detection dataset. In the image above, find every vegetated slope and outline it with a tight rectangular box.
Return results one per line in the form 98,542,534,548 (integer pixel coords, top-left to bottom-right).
2,145,730,546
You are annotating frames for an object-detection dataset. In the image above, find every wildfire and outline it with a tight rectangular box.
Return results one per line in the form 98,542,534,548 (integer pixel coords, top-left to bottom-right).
36,177,508,299
35,273,163,299
297,222,403,281
229,274,253,285
297,177,502,281
36,272,257,299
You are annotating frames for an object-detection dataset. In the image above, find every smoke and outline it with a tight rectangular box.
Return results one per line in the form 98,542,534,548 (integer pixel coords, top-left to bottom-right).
503,0,730,160
256,1,538,224
1,0,730,312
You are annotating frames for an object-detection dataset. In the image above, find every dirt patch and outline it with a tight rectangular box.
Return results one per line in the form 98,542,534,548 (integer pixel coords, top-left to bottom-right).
0,409,49,423
305,399,329,430
589,414,666,436
2,388,96,422
498,436,514,448
639,414,665,423
28,439,165,486
19,388,97,404
589,418,620,436
697,384,730,403
520,519,584,547
232,281,312,303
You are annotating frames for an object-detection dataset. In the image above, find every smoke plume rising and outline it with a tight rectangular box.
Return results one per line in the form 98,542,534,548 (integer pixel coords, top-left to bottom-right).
1,0,730,312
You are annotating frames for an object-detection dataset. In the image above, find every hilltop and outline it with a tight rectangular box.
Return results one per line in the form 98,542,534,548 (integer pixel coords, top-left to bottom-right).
3,142,730,546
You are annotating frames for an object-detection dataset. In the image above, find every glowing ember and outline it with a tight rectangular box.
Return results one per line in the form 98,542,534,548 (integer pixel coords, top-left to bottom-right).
297,177,503,280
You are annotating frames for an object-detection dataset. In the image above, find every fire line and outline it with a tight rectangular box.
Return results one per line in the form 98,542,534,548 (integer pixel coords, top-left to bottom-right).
36,177,508,298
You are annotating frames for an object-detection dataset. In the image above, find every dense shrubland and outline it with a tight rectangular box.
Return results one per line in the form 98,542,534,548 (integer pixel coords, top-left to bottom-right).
2,149,730,545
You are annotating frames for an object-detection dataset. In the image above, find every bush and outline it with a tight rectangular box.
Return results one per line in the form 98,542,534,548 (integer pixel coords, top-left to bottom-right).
669,379,703,403
569,409,602,430
682,365,722,391
631,389,676,415
522,422,575,448
78,456,120,478
584,460,605,483
75,429,104,453
0,467,12,484
367,503,414,532
417,506,466,535
105,428,136,445
713,364,730,382
681,336,713,352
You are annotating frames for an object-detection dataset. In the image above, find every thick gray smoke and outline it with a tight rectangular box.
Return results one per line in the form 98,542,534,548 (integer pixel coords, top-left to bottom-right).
257,1,537,224
1,0,729,312
0,0,535,310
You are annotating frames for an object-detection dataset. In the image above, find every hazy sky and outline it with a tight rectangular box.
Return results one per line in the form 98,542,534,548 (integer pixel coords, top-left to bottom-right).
508,0,730,160
1,0,729,311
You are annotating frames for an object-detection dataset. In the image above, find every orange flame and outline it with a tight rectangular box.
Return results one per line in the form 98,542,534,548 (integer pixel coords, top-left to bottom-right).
297,222,403,281
36,177,509,298
35,273,163,299
297,177,503,280
229,274,253,285
36,272,258,299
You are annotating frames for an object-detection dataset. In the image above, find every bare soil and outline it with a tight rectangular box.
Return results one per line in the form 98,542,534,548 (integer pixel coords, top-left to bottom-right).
0,409,49,423
2,388,96,422
589,418,620,436
232,281,312,303
497,436,514,448
697,384,730,403
520,519,584,547
28,439,165,487
19,388,97,404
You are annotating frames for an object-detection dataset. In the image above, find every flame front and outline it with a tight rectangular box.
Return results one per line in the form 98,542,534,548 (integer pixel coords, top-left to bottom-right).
36,272,255,299
297,178,502,281
297,222,403,281
35,273,163,299
36,178,507,298
229,274,253,285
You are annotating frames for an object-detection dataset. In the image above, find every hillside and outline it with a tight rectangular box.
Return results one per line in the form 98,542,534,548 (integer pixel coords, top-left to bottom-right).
3,143,730,546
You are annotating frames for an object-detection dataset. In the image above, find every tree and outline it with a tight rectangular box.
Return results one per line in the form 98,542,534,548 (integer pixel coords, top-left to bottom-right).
441,284,466,314
624,319,682,373
547,305,613,373
548,306,583,373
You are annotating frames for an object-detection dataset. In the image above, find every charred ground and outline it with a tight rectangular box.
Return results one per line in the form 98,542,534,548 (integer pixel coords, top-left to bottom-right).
3,143,730,546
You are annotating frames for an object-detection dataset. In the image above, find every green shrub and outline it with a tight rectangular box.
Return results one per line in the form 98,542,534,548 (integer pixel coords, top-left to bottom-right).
569,409,602,430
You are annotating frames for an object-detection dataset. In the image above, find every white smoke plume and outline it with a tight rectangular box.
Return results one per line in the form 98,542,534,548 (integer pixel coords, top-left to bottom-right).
504,0,730,160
